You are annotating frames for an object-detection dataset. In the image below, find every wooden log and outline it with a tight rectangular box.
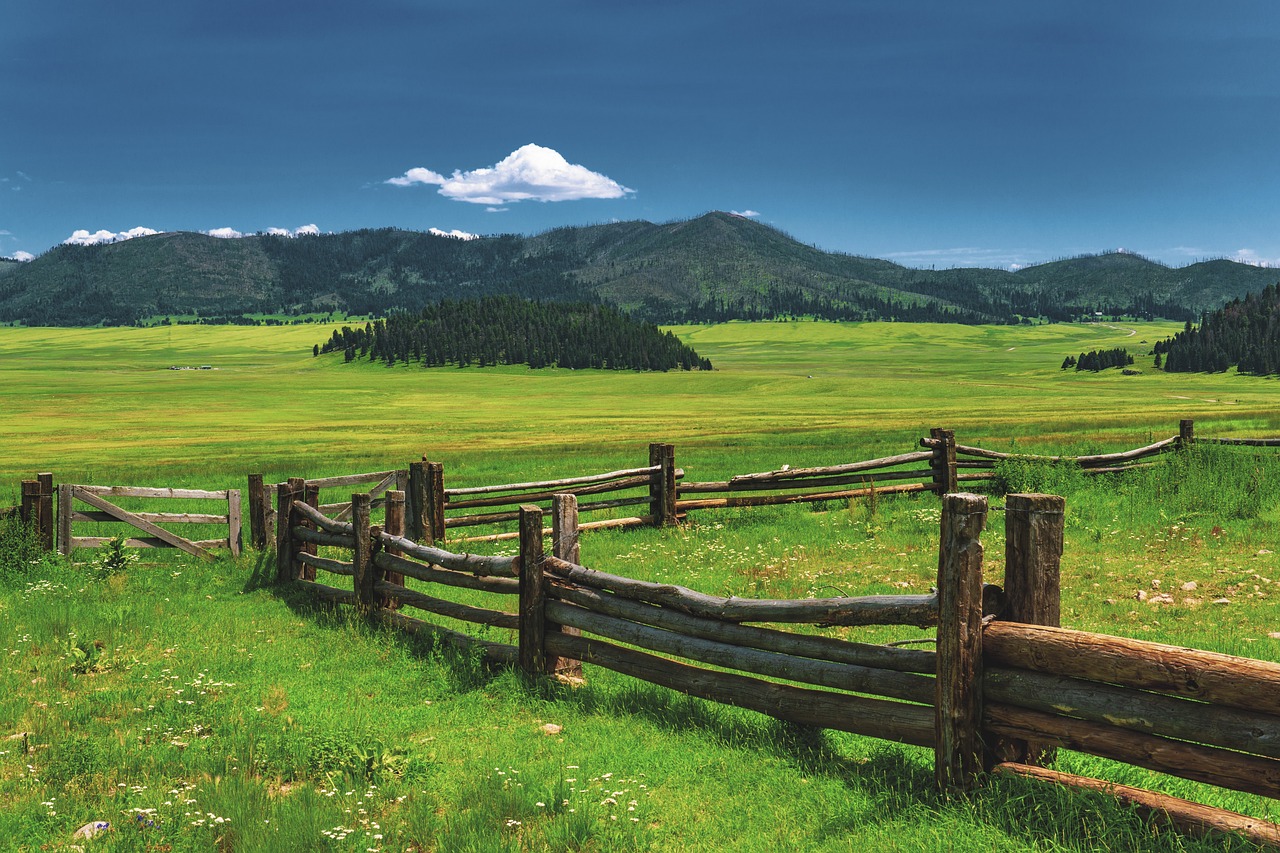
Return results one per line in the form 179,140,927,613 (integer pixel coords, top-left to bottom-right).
351,493,374,607
545,632,936,747
304,470,399,489
955,460,997,469
426,461,446,544
227,489,242,557
1199,436,1280,447
544,556,942,626
448,515,656,544
318,499,388,514
929,428,958,495
934,492,988,792
295,578,358,605
984,666,1280,760
374,551,519,594
292,499,355,535
275,479,297,582
926,436,1178,465
331,471,397,522
372,580,519,628
575,496,652,513
680,468,935,494
293,527,357,549
297,553,354,577
727,450,936,485
36,473,54,552
72,488,214,560
73,536,185,549
407,460,427,542
57,483,72,556
983,621,1280,717
518,505,548,675
995,492,1064,765
993,762,1280,851
74,484,230,500
1079,462,1161,474
445,508,527,528
546,599,934,704
382,489,406,607
377,532,518,576
372,608,519,666
549,581,937,673
446,475,652,510
72,510,230,525
984,703,1280,799
447,465,663,497
248,474,266,550
674,482,932,512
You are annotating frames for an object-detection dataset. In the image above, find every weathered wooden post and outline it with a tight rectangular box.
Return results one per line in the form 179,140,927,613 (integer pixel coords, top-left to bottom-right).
351,492,375,608
227,488,243,558
407,461,427,542
993,492,1065,765
930,428,958,497
1179,418,1195,448
248,474,267,550
20,479,39,545
37,473,53,552
382,489,406,609
274,478,301,582
300,482,320,580
426,461,446,544
550,493,584,680
518,504,548,676
57,483,73,556
649,443,677,527
935,492,988,794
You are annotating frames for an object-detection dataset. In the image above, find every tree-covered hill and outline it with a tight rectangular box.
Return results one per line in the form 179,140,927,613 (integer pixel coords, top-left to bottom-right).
3,212,1276,326
1155,283,1280,375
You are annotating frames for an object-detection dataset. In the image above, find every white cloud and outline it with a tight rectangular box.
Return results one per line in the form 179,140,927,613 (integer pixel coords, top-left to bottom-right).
428,228,479,241
486,206,509,213
1232,249,1279,268
730,209,761,218
264,224,321,237
205,227,244,239
63,227,160,246
386,144,633,205
5,251,34,262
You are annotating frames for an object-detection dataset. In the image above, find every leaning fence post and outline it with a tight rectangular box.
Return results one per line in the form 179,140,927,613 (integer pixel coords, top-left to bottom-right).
649,443,677,527
57,483,73,556
935,492,988,794
994,493,1065,766
351,493,375,607
248,474,266,550
1179,419,1195,448
550,494,584,680
382,490,406,609
518,504,547,676
930,428,958,496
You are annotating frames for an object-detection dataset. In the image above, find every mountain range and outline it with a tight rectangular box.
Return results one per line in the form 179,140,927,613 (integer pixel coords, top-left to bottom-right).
1,212,1276,326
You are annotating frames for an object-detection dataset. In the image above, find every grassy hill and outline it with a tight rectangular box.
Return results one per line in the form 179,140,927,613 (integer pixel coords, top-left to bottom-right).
3,213,1277,325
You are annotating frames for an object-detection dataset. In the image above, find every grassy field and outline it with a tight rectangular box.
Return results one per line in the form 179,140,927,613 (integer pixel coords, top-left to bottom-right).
1,320,1279,851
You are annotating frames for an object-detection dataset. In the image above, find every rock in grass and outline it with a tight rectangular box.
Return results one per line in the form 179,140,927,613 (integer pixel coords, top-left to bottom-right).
72,821,110,839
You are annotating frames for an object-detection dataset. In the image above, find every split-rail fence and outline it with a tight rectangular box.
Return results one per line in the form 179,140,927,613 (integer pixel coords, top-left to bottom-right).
275,485,1280,849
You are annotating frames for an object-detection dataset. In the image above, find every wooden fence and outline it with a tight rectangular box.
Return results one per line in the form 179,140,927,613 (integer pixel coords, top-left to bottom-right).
276,485,1280,848
55,483,242,559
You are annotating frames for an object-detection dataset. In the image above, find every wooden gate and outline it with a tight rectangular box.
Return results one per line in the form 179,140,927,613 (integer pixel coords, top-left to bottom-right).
57,484,242,559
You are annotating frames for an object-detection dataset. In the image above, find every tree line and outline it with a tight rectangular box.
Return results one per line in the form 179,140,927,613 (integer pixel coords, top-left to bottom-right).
1061,348,1134,372
318,297,713,372
1155,283,1280,375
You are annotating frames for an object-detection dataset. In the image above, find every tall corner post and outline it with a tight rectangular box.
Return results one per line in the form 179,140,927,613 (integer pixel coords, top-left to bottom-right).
649,442,677,527
351,492,376,608
934,492,988,794
518,504,548,676
550,494,584,679
930,428,958,496
994,492,1065,766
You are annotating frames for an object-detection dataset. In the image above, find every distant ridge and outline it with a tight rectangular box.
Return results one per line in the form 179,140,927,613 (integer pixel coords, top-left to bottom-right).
1,212,1275,326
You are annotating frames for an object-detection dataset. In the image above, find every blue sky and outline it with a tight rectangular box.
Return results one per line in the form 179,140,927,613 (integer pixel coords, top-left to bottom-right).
3,1,1279,270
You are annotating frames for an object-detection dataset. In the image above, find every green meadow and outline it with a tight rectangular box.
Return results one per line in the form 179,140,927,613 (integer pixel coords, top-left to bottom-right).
1,320,1279,851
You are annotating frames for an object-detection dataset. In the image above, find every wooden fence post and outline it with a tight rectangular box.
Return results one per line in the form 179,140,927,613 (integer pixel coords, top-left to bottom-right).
935,492,988,794
37,473,53,552
248,474,266,550
19,479,37,531
930,428,958,496
352,493,375,607
275,478,302,583
1179,419,1195,448
382,490,406,608
227,489,243,558
551,494,584,680
649,443,677,527
407,461,426,542
518,504,547,676
426,461,446,544
298,482,319,580
57,483,73,556
994,492,1065,766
